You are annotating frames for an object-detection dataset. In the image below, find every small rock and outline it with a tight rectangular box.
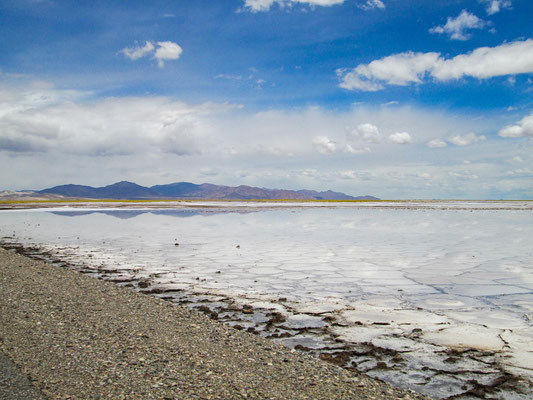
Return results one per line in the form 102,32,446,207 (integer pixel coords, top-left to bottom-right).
138,280,150,288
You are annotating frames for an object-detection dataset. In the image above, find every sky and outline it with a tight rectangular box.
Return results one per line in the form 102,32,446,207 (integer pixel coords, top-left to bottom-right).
0,0,532,199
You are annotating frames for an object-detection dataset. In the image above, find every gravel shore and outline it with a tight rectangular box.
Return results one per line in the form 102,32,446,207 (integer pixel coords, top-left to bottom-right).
0,352,45,400
0,247,428,400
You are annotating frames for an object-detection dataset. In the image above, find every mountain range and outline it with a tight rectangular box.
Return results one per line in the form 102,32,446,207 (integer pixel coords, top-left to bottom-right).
38,181,379,201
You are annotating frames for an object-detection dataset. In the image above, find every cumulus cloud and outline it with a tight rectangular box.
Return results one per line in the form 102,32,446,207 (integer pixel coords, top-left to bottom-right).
154,41,183,67
338,52,441,91
429,10,487,40
388,132,413,144
2,83,529,198
338,39,533,91
313,136,336,154
479,0,512,15
0,81,89,117
121,41,155,60
498,112,533,137
431,40,533,81
120,41,182,67
0,84,236,156
346,123,381,143
242,0,344,12
0,84,503,164
427,138,447,148
448,132,486,146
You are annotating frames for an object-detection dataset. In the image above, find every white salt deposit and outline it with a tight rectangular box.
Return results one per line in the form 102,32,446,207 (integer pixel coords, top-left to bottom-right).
421,325,506,351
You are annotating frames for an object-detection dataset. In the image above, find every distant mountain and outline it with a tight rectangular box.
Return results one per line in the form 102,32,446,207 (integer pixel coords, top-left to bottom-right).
39,181,379,201
297,189,365,200
40,181,160,199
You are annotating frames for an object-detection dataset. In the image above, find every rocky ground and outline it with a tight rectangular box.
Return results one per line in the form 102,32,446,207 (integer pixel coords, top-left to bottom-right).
0,247,427,400
0,352,45,400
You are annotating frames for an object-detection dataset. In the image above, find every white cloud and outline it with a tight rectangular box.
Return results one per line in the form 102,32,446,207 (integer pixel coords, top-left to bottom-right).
3,82,529,199
388,132,413,144
338,170,376,181
429,10,487,41
498,112,533,138
242,0,279,11
0,84,235,156
215,74,243,80
449,132,486,146
293,0,344,5
346,123,381,143
0,85,501,162
338,52,441,91
479,0,512,15
339,39,533,91
427,138,447,148
242,0,344,12
432,40,533,81
121,41,182,68
300,168,319,177
360,0,385,10
154,41,183,68
340,170,358,179
313,136,337,154
345,144,371,154
448,171,479,180
0,81,90,117
506,168,532,175
121,41,155,60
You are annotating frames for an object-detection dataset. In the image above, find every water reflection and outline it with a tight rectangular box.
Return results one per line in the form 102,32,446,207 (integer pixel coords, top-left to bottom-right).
50,209,258,219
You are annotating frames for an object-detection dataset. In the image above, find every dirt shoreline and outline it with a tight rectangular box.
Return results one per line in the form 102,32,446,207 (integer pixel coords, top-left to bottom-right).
1,199,532,212
0,247,426,400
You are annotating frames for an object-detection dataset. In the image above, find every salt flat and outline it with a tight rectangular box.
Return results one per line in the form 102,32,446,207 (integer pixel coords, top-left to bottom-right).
1,201,532,399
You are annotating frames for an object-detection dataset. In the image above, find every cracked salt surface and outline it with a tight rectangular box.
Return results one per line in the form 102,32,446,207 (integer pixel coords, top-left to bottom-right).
1,202,532,399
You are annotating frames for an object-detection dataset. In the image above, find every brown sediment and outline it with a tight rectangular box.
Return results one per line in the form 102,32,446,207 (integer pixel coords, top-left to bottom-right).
0,247,426,400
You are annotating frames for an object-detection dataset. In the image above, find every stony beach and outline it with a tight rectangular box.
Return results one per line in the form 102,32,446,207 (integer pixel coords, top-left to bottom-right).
0,247,427,400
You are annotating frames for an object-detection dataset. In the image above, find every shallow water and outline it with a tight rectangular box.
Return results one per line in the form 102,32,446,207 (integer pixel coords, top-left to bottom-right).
1,203,532,399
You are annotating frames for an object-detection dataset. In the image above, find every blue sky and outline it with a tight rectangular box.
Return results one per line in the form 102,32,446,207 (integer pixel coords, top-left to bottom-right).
1,0,532,198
